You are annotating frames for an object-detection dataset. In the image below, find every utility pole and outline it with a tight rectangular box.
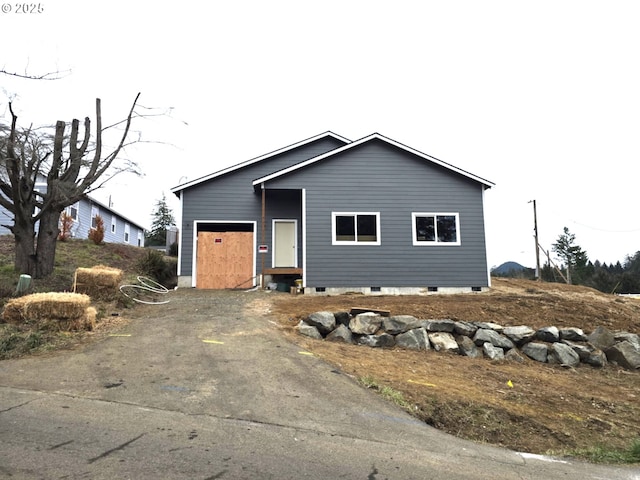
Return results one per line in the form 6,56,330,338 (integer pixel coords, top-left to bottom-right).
529,200,541,281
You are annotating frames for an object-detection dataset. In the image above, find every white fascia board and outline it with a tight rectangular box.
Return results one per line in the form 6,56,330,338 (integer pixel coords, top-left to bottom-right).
171,131,351,194
253,133,495,189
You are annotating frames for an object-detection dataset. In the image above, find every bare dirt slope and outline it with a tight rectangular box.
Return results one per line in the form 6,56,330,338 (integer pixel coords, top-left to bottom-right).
269,278,640,457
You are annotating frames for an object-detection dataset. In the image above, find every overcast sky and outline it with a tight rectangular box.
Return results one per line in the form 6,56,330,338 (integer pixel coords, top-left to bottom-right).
2,0,639,269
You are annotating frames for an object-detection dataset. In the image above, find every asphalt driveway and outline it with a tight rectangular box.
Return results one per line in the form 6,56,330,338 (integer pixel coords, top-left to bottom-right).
0,289,638,479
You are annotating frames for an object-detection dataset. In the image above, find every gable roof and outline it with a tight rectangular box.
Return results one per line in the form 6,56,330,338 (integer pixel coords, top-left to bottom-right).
252,133,494,189
171,131,351,194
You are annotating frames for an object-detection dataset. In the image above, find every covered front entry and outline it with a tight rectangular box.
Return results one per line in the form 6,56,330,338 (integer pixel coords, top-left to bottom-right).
196,231,254,289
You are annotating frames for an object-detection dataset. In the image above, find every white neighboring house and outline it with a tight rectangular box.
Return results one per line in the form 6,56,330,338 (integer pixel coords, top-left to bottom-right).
0,193,146,247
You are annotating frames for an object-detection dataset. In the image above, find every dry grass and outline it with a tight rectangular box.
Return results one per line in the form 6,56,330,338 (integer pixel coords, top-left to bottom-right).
269,278,640,460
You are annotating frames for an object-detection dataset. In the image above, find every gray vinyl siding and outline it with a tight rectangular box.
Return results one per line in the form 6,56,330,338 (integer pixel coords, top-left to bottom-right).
264,140,489,287
179,137,346,276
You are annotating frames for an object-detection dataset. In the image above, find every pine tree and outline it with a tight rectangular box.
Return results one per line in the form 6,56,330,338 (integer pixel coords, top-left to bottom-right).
552,227,588,284
146,193,175,246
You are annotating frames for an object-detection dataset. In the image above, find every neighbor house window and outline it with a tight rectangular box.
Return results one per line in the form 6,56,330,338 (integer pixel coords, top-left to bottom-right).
111,215,116,234
412,213,460,246
332,212,380,245
66,202,79,221
124,223,130,243
91,205,99,228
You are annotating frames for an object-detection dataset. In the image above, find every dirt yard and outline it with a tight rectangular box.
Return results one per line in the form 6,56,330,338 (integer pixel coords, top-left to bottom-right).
268,278,640,457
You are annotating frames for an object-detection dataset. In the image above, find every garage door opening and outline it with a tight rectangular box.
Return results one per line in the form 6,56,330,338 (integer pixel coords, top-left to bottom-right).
195,222,256,289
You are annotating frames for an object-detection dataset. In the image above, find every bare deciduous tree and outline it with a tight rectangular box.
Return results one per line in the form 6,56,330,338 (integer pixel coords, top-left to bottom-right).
0,94,141,278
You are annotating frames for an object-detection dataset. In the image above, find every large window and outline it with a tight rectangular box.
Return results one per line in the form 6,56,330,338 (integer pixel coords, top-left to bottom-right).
412,213,460,246
332,212,380,245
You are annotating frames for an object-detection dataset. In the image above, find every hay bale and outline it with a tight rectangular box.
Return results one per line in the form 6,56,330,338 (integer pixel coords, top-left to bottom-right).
74,265,123,297
21,292,91,321
2,296,29,324
2,294,96,332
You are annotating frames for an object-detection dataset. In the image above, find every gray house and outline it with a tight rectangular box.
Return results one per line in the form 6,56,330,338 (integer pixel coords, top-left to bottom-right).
0,193,145,247
171,132,494,294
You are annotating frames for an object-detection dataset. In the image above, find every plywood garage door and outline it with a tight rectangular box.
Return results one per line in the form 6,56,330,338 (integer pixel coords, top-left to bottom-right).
196,232,254,289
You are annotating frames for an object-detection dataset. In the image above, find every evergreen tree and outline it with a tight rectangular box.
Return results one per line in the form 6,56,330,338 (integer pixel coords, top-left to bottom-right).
146,193,175,246
552,227,588,284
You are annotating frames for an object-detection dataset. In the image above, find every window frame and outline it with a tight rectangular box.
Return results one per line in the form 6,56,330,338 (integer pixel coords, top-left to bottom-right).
111,215,116,234
90,205,99,229
66,202,79,221
124,223,130,243
331,212,381,246
411,212,461,246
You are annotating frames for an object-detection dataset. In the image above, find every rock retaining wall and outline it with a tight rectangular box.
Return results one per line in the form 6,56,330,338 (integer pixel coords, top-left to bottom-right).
298,310,640,370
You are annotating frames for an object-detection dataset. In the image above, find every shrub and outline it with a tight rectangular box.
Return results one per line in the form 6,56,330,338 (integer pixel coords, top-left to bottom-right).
136,249,177,287
58,212,74,241
88,215,105,245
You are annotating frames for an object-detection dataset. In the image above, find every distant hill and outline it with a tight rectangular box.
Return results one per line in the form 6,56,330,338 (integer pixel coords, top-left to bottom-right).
491,261,529,276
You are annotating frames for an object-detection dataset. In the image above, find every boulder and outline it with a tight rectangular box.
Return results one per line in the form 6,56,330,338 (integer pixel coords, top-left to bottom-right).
349,312,383,335
326,324,353,344
559,327,588,342
428,332,459,353
588,326,616,350
503,325,536,345
454,321,478,337
297,321,323,340
395,328,430,350
307,311,336,335
422,319,456,333
536,326,559,343
614,332,640,350
456,335,482,358
356,333,395,348
585,349,608,368
482,342,505,360
382,315,422,335
505,348,526,363
605,341,640,370
473,329,515,350
522,342,548,363
334,311,351,327
473,321,504,332
561,340,593,361
547,342,580,367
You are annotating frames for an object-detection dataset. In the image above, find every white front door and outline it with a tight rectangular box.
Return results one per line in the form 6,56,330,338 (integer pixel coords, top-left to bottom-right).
273,220,297,267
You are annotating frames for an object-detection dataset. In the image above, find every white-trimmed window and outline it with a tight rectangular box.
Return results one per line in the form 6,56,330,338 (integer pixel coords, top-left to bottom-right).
412,213,460,246
111,215,116,234
66,202,79,221
332,212,380,245
124,223,130,243
91,205,99,228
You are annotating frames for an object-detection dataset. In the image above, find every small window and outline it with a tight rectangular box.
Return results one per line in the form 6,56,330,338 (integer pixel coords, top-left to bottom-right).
91,205,99,228
412,213,460,246
67,202,79,221
124,223,130,243
332,212,380,245
111,215,116,234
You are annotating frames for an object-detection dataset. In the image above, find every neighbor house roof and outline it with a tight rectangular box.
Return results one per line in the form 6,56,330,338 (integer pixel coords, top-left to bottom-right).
170,131,351,194
252,133,494,189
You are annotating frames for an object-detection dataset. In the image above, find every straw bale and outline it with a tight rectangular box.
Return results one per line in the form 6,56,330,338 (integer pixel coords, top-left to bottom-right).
75,265,123,288
2,297,29,324
22,292,91,320
74,265,123,299
52,306,97,332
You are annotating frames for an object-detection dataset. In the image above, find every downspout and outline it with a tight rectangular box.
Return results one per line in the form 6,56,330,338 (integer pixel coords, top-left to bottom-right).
261,182,266,288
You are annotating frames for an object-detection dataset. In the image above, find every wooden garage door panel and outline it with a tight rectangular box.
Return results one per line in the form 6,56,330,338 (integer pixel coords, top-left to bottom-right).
196,232,254,289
